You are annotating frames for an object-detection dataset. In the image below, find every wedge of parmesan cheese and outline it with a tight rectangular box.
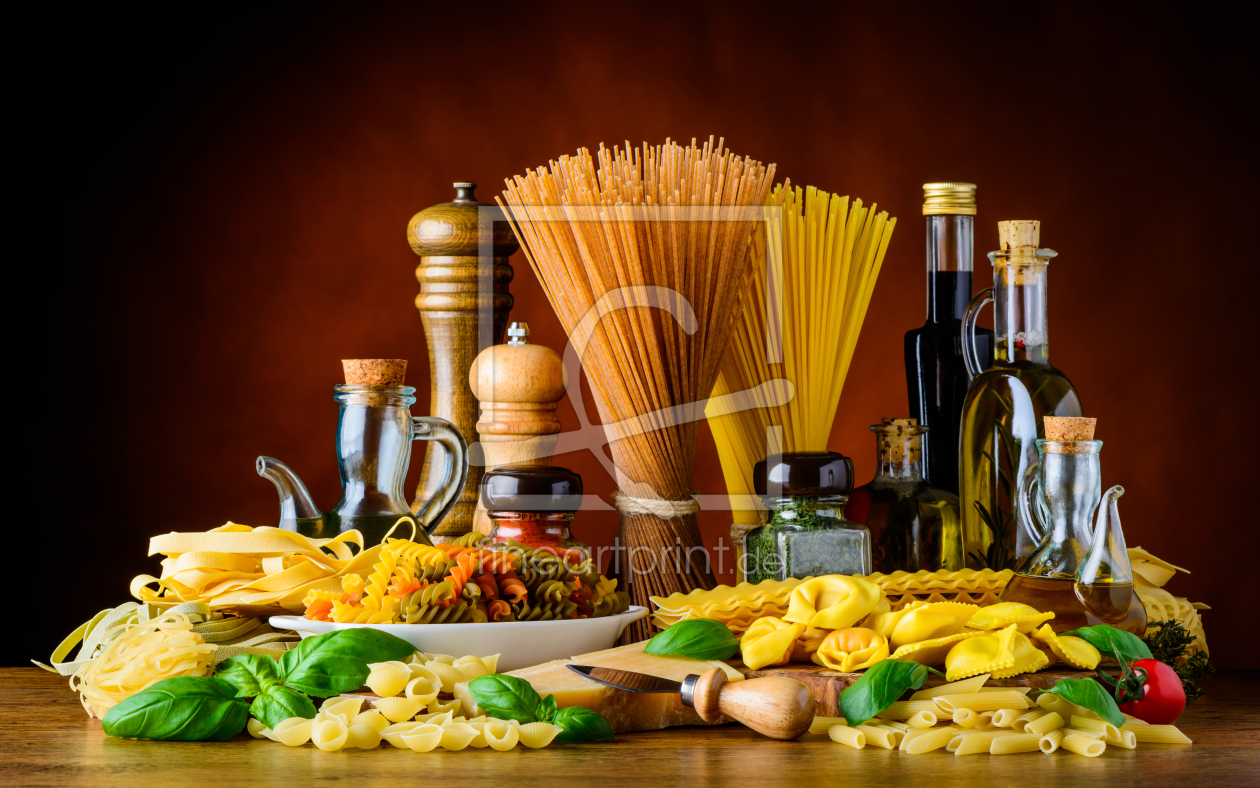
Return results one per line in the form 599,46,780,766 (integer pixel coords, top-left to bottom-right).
453,641,743,732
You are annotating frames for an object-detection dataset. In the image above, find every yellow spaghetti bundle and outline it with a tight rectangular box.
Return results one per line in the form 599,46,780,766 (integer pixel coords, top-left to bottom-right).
704,184,895,553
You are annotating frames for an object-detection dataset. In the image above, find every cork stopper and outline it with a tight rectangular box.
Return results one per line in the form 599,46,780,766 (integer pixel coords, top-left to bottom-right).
871,418,925,465
342,359,408,386
1044,416,1096,441
998,220,1040,253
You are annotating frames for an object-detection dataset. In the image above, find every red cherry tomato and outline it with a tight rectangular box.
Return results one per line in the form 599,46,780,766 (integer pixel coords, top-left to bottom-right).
1118,659,1186,724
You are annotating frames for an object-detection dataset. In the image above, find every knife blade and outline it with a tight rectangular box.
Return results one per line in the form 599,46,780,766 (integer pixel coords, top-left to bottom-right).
567,664,688,694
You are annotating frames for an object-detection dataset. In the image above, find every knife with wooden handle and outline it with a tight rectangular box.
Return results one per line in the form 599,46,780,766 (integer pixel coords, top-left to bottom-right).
567,664,816,740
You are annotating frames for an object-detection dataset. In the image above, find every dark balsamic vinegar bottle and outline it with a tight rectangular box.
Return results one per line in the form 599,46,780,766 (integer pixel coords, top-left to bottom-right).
904,183,993,495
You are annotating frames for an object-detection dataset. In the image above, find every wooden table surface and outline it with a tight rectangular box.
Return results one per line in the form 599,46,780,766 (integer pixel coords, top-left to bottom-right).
3,668,1257,787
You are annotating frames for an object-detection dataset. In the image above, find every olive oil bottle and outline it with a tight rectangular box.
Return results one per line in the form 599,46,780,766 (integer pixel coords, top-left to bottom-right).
959,221,1082,570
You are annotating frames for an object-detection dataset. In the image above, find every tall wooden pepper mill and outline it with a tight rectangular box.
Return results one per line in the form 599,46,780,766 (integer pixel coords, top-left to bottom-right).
407,182,516,540
469,322,568,535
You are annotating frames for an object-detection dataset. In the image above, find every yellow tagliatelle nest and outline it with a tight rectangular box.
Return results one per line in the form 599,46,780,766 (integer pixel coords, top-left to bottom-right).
1032,624,1101,669
70,611,216,718
811,628,889,673
944,624,1019,681
966,602,1055,634
784,576,883,630
1129,546,1209,655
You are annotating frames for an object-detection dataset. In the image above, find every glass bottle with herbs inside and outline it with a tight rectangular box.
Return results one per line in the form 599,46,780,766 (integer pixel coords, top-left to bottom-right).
905,183,993,495
959,220,1083,570
845,418,963,572
743,452,871,582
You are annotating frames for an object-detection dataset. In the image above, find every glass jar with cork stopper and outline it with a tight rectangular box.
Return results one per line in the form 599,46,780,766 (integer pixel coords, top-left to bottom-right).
480,464,589,564
742,452,871,582
846,418,964,573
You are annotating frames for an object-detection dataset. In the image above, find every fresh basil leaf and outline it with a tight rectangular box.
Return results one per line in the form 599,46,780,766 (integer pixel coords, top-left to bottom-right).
535,693,558,723
215,654,280,698
644,619,739,661
1040,677,1125,727
102,676,249,741
1061,625,1152,662
278,629,414,697
838,659,929,726
251,685,318,729
467,674,541,722
551,706,615,744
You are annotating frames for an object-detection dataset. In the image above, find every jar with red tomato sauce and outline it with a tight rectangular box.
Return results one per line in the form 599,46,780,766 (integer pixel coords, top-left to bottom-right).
480,465,588,563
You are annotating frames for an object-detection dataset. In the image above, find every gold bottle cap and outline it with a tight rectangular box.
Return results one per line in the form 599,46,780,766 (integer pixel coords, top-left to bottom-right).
923,182,977,216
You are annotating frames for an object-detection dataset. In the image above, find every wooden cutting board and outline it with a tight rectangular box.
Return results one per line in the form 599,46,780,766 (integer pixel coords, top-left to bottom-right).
730,661,1096,718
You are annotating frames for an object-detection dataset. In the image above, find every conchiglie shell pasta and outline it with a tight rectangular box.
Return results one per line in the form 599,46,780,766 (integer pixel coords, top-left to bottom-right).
405,674,442,704
401,723,445,752
320,697,364,719
247,718,271,739
272,717,315,747
374,696,423,722
518,722,562,749
426,662,467,693
484,719,520,751
380,721,424,748
352,709,390,733
345,723,383,749
440,723,479,751
455,661,490,681
453,655,487,670
366,661,412,697
428,699,462,716
312,716,349,751
967,602,1054,634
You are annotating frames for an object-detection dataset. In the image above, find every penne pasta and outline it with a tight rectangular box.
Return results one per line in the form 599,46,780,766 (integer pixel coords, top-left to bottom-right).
1014,709,1049,733
828,725,866,749
1024,711,1065,737
907,711,938,729
879,700,944,719
1109,729,1138,749
905,726,955,755
899,728,935,752
883,721,910,732
810,716,843,734
911,674,991,700
979,685,1033,695
1121,713,1150,726
1062,732,1107,757
1070,715,1120,741
950,730,1023,754
1129,724,1193,745
1036,693,1088,720
1039,729,1065,754
991,708,1025,728
1062,726,1107,741
856,724,903,749
990,733,1042,754
936,690,1031,713
952,708,978,728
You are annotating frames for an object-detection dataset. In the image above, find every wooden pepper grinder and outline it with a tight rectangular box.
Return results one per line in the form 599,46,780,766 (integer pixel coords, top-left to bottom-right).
468,322,568,535
407,182,516,540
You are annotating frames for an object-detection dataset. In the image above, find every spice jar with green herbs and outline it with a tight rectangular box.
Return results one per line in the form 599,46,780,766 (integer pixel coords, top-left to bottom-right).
743,452,871,582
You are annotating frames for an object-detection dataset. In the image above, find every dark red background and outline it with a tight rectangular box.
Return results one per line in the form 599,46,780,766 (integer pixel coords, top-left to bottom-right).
14,3,1257,667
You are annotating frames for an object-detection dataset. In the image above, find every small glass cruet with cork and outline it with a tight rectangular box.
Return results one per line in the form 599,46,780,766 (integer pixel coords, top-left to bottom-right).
846,418,964,573
1000,416,1147,635
743,452,871,582
257,359,468,546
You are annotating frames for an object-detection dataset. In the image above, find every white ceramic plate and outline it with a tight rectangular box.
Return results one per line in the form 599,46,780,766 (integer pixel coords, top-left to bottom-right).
270,606,648,672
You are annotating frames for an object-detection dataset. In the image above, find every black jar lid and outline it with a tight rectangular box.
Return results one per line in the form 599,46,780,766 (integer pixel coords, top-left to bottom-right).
753,451,853,496
480,464,583,512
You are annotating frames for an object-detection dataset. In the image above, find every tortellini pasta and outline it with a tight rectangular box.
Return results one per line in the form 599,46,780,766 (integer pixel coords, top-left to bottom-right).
1032,624,1102,670
810,627,889,672
740,616,806,670
967,601,1055,634
784,576,883,630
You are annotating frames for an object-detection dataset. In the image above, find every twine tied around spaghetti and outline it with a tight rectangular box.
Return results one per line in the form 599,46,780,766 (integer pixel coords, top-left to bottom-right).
612,490,700,520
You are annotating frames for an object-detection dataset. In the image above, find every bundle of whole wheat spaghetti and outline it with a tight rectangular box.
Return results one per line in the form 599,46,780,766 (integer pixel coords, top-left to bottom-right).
499,138,776,638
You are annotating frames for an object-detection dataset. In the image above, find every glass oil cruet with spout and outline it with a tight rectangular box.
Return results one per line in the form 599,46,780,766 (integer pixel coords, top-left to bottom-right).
959,220,1083,570
256,359,469,546
1000,417,1147,635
